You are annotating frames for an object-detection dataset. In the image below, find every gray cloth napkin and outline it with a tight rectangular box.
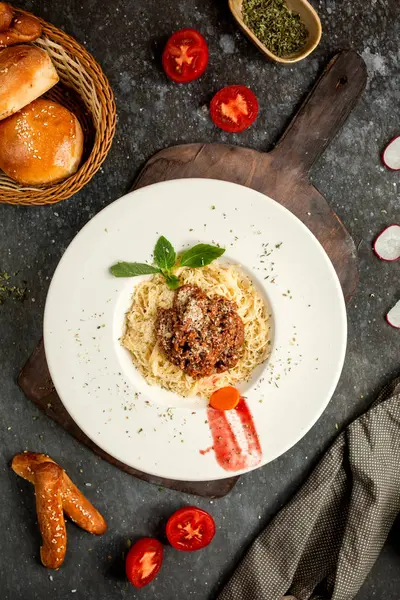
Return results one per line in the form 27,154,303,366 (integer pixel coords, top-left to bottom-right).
218,377,400,600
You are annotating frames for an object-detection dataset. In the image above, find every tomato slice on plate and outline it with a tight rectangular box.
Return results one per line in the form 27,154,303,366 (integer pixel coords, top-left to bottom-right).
210,85,259,133
166,506,216,551
162,28,208,83
125,538,163,588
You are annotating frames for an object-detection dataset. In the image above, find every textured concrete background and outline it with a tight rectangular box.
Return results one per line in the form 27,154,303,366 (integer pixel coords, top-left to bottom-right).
1,1,399,598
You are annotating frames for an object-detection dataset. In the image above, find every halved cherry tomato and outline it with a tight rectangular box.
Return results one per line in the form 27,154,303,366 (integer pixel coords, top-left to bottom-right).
166,506,216,551
210,85,259,133
162,28,208,83
125,538,163,588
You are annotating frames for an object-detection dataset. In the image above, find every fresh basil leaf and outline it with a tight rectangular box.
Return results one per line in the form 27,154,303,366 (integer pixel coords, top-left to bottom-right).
164,273,180,290
154,236,176,271
180,244,225,268
110,262,161,277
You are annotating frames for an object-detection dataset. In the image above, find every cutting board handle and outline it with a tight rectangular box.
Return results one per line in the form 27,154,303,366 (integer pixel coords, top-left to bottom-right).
271,50,367,175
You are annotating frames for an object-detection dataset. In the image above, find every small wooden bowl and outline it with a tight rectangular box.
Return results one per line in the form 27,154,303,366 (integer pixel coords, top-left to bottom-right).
0,8,116,206
229,0,322,64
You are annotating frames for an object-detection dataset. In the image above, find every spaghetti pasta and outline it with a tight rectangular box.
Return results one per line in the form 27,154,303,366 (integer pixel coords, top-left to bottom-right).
122,263,271,398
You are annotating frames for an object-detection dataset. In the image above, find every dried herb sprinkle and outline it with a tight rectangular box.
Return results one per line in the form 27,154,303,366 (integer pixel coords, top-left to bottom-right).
0,271,26,304
242,0,308,57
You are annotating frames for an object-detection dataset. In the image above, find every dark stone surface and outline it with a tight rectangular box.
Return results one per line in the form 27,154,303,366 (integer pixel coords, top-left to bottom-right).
1,1,399,598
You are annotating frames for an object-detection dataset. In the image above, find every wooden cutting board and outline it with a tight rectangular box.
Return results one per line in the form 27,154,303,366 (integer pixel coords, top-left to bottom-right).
19,50,366,498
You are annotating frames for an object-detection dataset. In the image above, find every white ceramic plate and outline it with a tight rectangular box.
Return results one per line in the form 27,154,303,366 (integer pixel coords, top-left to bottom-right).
44,179,347,481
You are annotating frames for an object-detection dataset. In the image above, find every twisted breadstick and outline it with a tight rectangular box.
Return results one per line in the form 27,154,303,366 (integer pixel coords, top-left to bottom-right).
11,452,107,568
34,462,67,569
0,2,13,32
0,6,42,47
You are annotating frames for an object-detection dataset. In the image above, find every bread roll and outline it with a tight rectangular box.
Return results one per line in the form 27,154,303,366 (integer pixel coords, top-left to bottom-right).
0,45,59,120
0,98,84,185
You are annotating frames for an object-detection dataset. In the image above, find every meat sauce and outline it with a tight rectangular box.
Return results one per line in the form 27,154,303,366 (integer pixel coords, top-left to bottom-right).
156,285,244,378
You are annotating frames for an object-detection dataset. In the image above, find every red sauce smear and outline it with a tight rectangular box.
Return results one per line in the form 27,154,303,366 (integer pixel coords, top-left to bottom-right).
199,446,213,456
205,398,262,471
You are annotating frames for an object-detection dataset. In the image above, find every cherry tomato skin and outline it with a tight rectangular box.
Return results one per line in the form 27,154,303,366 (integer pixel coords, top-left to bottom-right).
162,28,209,83
166,506,216,551
210,85,259,133
125,538,163,588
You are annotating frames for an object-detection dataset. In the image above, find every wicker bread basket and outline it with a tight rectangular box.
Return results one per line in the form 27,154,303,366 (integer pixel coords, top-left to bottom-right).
0,8,116,206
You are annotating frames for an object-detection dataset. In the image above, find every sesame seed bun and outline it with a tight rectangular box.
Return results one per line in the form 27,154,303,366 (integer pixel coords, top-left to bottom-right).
0,98,84,185
0,45,59,120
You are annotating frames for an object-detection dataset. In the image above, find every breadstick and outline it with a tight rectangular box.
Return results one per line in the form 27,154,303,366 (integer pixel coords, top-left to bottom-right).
0,12,42,47
62,471,107,535
12,452,107,535
12,451,55,483
0,3,13,32
34,462,67,569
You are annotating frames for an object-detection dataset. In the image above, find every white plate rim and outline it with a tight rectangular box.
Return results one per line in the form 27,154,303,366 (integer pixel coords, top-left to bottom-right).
43,178,347,481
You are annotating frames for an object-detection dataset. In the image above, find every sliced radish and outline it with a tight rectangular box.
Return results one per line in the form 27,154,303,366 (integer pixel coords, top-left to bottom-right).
382,136,400,171
373,225,400,261
387,299,400,328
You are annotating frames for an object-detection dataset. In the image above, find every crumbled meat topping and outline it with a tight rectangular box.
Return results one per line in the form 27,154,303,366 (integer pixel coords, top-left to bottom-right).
156,285,244,378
